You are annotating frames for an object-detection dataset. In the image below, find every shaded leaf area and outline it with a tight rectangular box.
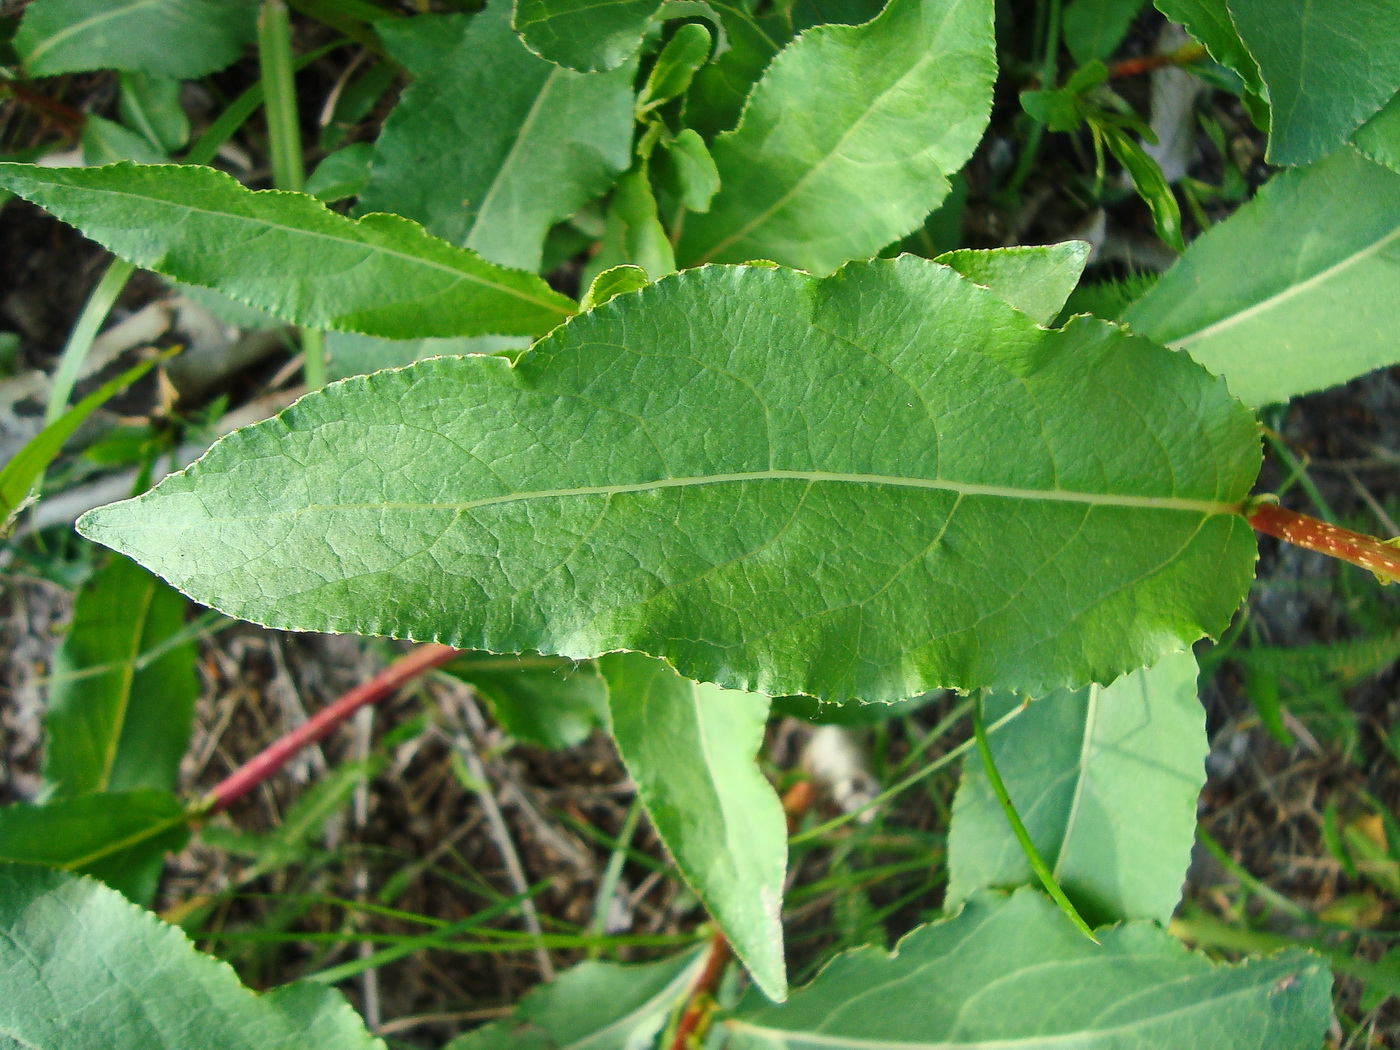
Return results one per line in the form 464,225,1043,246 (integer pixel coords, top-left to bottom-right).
16,0,258,78
1228,0,1400,166
0,163,576,339
677,0,997,274
946,651,1206,926
934,241,1089,325
359,2,635,273
684,1,787,140
0,791,188,904
79,258,1260,703
602,653,787,1000
728,890,1331,1049
0,864,384,1049
446,652,608,751
1124,148,1400,407
1063,0,1147,63
1354,90,1400,174
43,554,196,798
445,949,702,1048
511,0,661,72
325,332,528,382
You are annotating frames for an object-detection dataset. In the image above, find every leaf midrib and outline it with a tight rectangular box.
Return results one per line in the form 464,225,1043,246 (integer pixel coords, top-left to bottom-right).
22,0,169,68
165,469,1238,524
1169,217,1400,349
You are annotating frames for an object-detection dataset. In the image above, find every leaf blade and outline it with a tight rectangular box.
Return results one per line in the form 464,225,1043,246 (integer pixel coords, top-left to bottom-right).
512,0,662,71
0,162,577,339
602,653,788,1001
80,258,1260,703
676,0,996,274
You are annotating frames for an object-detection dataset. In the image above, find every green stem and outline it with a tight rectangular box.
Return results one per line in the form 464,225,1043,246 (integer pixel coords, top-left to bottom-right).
45,259,135,426
972,692,1097,942
259,0,305,192
1001,0,1062,203
301,327,327,390
586,799,643,958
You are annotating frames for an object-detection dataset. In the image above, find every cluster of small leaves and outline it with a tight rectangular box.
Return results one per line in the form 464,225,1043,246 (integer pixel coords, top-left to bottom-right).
3,0,1400,1044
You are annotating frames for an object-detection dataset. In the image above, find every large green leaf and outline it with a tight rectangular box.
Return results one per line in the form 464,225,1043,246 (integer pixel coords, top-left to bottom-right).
44,555,196,798
359,3,635,272
78,257,1260,703
601,653,787,1001
946,651,1207,926
0,163,576,339
1354,91,1400,174
0,864,384,1049
0,791,189,904
934,241,1089,325
1227,0,1400,166
445,949,703,1048
1124,148,1400,406
512,0,662,72
676,0,996,274
1153,0,1263,94
16,0,258,78
447,652,608,750
726,889,1331,1049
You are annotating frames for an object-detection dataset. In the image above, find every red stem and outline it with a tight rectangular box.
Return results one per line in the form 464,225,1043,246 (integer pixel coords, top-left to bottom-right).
1247,502,1400,583
671,931,732,1050
201,642,460,814
1108,43,1208,79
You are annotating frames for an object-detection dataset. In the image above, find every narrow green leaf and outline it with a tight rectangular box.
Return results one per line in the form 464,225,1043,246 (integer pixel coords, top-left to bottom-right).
677,0,996,274
580,264,651,312
0,792,189,904
512,0,663,72
16,0,258,78
639,23,712,113
601,652,788,1001
0,353,163,534
445,949,704,1049
1228,0,1400,166
0,864,384,1049
1102,123,1185,251
44,555,196,798
0,162,577,339
447,652,608,750
360,3,636,272
947,651,1207,926
933,241,1089,324
726,889,1332,1049
81,114,167,165
1153,0,1262,94
589,164,676,281
79,257,1261,703
1354,90,1400,174
1124,148,1400,406
1063,0,1146,63
119,72,190,155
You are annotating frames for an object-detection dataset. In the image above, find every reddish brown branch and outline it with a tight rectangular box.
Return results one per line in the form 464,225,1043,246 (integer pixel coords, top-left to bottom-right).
1108,43,1208,79
671,931,732,1050
1247,502,1400,584
0,82,86,133
201,642,460,814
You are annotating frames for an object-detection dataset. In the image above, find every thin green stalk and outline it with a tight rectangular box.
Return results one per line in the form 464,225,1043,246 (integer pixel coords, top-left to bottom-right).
790,703,1026,845
1001,0,1062,202
586,798,643,958
45,259,136,426
259,0,305,192
972,693,1097,942
300,328,327,389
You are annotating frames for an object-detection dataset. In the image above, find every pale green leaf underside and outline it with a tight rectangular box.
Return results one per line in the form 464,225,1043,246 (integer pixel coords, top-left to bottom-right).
0,864,384,1050
445,950,703,1049
361,3,635,272
602,653,787,1000
1124,148,1400,407
447,652,608,750
727,889,1331,1049
946,650,1206,926
0,162,576,339
934,242,1089,325
80,257,1260,703
512,0,662,72
1228,0,1400,166
17,0,257,78
44,554,196,798
677,0,996,274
